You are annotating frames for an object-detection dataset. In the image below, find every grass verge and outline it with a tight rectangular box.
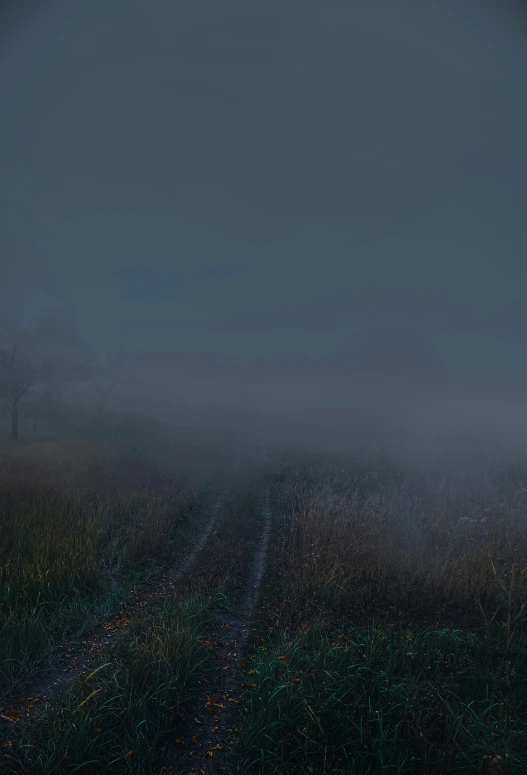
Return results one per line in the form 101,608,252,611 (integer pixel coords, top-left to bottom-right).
2,594,218,774
238,618,526,774
235,455,527,775
0,440,205,690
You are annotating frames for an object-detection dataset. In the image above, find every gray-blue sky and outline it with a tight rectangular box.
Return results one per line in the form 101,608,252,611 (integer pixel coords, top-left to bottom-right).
1,0,527,439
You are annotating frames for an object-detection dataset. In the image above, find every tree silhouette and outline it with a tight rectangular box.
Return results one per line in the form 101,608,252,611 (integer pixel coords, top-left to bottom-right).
0,340,53,440
0,313,95,441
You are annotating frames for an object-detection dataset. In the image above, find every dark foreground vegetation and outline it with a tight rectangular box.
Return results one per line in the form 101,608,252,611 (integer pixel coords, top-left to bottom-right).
1,439,526,774
239,452,527,775
0,438,210,692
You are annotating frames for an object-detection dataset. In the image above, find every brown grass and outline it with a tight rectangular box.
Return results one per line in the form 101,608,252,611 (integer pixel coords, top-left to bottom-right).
0,437,203,689
271,455,527,629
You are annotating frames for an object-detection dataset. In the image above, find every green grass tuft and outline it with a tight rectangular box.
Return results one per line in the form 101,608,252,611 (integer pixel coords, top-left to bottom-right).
3,594,217,774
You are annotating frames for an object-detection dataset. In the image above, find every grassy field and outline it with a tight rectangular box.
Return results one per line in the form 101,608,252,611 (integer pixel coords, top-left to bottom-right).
0,439,265,773
237,453,527,774
1,442,526,774
0,439,209,691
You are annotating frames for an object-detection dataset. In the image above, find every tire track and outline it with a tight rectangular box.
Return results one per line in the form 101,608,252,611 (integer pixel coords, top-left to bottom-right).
0,484,228,738
172,486,271,774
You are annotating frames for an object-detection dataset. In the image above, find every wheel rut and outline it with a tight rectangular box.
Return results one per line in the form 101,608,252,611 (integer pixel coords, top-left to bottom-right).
169,487,272,774
0,484,228,740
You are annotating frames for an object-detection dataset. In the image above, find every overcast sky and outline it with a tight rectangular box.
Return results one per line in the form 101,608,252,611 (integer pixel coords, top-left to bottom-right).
1,0,527,439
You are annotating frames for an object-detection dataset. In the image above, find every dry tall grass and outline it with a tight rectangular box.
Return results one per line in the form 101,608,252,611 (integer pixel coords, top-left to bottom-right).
0,437,203,689
272,453,527,629
238,453,527,774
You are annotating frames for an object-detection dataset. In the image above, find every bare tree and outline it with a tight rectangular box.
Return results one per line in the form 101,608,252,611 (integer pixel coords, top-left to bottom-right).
0,313,98,440
82,383,118,428
0,342,53,440
20,378,64,436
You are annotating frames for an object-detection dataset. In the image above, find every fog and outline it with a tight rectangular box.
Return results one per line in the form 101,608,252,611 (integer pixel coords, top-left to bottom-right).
1,0,527,454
